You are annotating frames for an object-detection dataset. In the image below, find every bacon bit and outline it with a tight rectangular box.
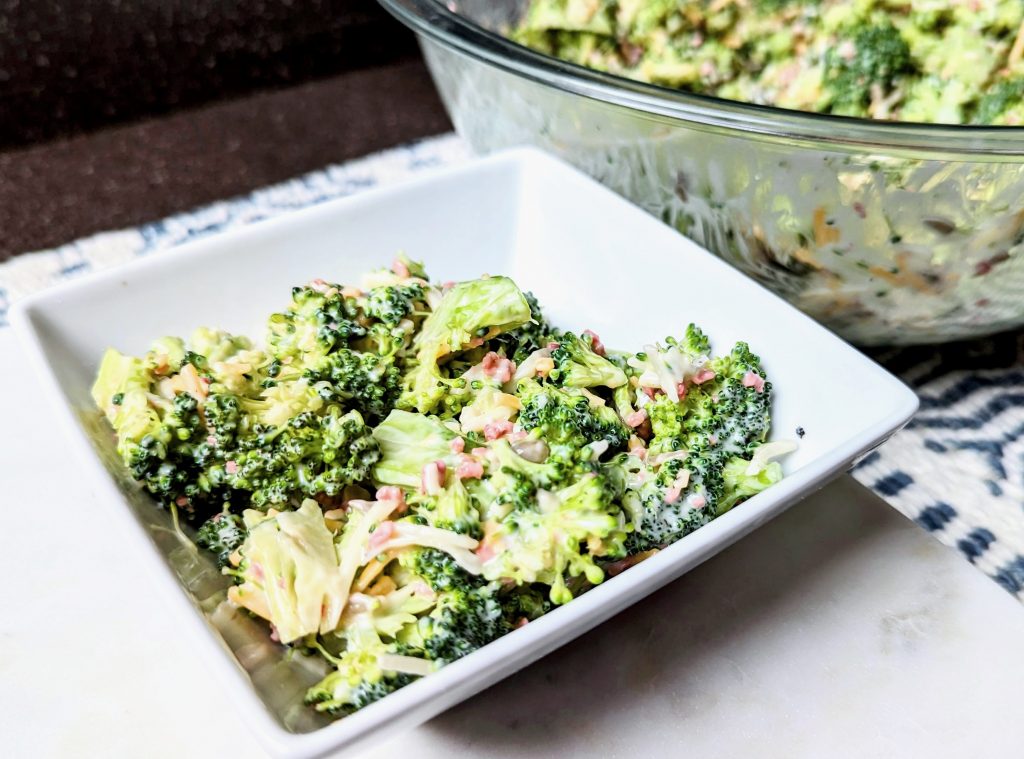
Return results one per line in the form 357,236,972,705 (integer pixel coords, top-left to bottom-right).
582,329,606,356
369,521,397,551
206,435,217,446
420,461,446,495
664,486,682,504
853,202,867,219
675,382,689,401
484,420,515,441
441,280,456,291
547,342,560,350
475,542,497,563
201,376,211,385
692,494,707,510
641,387,658,400
309,278,330,292
175,495,189,507
457,458,485,480
625,409,648,428
449,437,465,454
709,434,718,446
467,337,485,349
225,460,239,474
515,617,530,629
471,447,489,458
837,39,857,61
742,372,766,393
692,368,716,385
481,351,516,383
392,258,411,278
269,625,280,643
376,486,404,503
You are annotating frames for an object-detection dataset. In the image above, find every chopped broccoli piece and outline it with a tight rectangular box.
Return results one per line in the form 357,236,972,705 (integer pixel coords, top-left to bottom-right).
548,332,627,389
516,379,629,460
824,22,911,113
195,512,247,567
480,473,628,604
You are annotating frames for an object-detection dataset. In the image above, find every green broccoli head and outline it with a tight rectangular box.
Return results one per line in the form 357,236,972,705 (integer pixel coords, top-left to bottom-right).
480,473,627,604
425,477,482,537
516,379,629,460
399,276,532,414
548,332,627,389
401,583,504,664
972,77,1024,125
303,348,402,424
362,282,427,327
195,512,247,567
267,283,366,367
304,628,417,715
824,21,911,114
225,407,379,508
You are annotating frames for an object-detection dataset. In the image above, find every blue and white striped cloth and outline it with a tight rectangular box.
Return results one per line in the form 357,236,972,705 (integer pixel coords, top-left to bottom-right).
3,133,1022,600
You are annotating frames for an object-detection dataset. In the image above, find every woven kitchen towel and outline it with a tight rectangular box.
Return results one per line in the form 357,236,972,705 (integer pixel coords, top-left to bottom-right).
3,133,1022,600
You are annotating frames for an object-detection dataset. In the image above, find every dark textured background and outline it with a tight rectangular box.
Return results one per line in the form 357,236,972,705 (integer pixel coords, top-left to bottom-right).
0,0,451,259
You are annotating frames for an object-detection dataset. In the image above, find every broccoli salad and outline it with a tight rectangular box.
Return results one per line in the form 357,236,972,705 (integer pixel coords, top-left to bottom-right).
513,0,1024,124
91,256,791,718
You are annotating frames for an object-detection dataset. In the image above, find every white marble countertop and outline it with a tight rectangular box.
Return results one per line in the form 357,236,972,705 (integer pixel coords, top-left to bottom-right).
3,326,1023,758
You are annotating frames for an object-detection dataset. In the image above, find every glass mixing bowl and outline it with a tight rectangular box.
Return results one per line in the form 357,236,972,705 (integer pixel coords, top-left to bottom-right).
381,0,1024,345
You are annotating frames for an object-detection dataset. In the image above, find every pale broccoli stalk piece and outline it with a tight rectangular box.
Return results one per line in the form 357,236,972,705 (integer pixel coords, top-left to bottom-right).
479,473,628,605
399,276,532,414
548,332,627,388
227,500,350,644
372,410,466,489
718,441,794,515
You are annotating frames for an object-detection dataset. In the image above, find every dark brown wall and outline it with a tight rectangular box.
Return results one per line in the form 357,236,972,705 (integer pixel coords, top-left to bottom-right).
0,0,420,147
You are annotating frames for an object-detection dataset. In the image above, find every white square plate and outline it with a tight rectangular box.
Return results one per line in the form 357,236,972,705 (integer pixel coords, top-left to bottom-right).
11,148,918,758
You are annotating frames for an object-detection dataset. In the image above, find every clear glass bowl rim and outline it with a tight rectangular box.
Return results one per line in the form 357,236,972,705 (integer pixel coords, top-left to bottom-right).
381,0,1024,156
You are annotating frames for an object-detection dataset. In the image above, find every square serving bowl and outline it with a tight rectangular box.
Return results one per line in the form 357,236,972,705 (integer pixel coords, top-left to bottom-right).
11,148,918,758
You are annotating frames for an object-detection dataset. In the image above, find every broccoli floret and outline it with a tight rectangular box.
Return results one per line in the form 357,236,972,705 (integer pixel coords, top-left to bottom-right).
397,547,505,663
480,473,628,604
226,407,379,508
303,348,402,423
363,283,427,327
499,586,553,627
304,628,418,715
427,477,482,537
403,584,504,663
626,340,773,551
399,276,532,414
548,332,627,389
195,512,246,567
516,379,629,460
972,77,1024,125
267,284,366,367
824,22,911,114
